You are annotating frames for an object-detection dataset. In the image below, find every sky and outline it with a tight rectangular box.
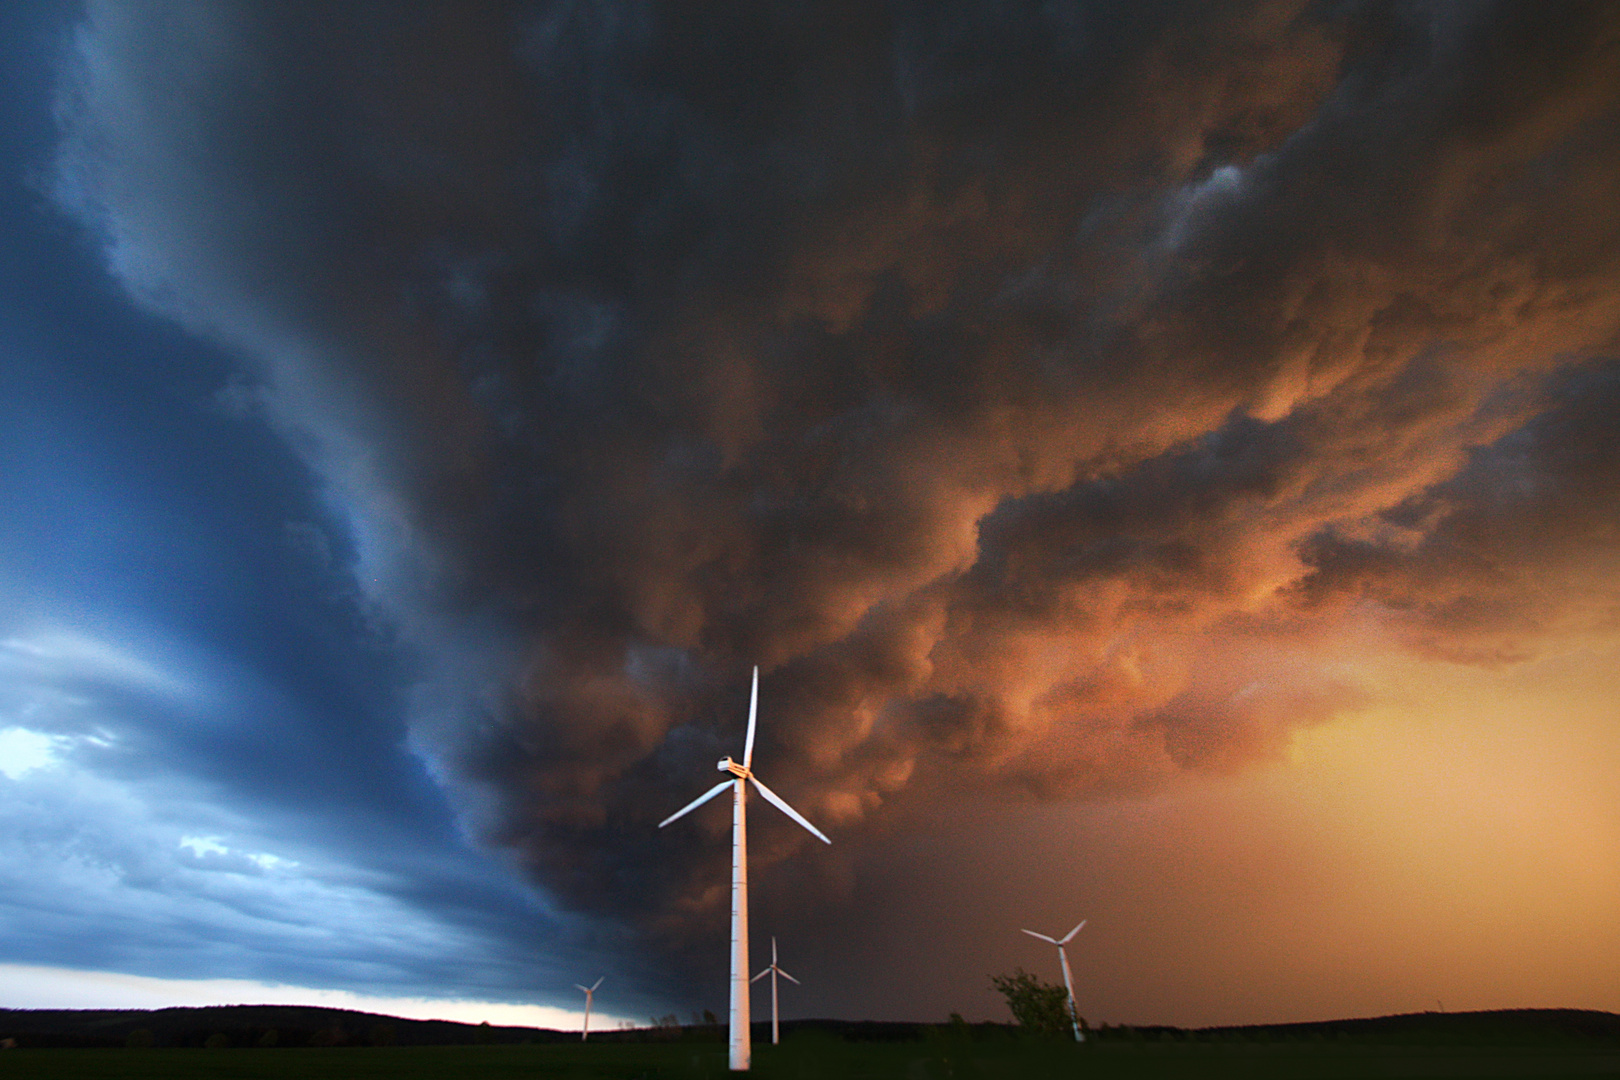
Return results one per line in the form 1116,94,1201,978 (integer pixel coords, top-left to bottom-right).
1,0,1618,1030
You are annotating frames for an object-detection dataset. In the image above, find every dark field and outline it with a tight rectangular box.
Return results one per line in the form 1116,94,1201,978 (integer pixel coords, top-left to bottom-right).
4,1010,1619,1078
4,1032,1620,1079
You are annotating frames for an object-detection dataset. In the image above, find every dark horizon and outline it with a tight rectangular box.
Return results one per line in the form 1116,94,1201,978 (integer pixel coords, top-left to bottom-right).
7,1002,1619,1037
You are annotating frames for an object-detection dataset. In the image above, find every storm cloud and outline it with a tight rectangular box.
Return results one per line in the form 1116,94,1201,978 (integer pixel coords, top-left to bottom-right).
51,0,1620,996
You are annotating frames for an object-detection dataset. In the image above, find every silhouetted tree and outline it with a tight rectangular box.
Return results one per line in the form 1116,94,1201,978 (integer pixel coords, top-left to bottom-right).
990,968,1074,1036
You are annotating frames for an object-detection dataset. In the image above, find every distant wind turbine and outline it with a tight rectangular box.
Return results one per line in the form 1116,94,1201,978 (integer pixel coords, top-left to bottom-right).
575,976,604,1041
660,666,831,1071
750,935,800,1045
1021,920,1086,1041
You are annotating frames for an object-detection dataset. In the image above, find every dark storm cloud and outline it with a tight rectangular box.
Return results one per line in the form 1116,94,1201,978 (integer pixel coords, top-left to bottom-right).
53,0,1620,997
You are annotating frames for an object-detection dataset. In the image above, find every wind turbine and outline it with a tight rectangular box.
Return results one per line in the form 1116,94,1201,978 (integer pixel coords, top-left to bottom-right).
660,666,831,1071
575,976,604,1041
750,935,799,1046
1021,920,1086,1041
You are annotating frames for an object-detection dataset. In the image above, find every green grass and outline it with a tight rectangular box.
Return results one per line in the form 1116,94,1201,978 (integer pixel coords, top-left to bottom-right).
3,1036,1619,1079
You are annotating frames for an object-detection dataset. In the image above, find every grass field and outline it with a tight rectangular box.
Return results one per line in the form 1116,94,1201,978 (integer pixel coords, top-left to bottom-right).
4,1034,1620,1079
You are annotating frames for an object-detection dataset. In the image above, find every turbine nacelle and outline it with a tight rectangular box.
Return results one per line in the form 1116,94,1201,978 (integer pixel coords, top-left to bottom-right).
718,756,750,778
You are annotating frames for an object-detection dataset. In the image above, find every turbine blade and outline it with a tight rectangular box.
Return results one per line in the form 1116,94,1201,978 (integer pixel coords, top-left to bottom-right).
743,665,759,769
658,779,734,828
575,985,590,993
751,968,770,983
1060,920,1087,944
591,976,605,991
777,968,800,985
1021,929,1059,944
749,776,831,843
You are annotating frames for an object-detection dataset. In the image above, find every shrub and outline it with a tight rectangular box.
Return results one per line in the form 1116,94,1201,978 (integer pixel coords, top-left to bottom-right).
990,969,1075,1037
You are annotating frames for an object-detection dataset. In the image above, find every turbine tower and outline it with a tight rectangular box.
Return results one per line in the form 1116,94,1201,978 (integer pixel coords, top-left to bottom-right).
1021,920,1086,1041
660,666,831,1071
575,976,604,1041
750,935,800,1045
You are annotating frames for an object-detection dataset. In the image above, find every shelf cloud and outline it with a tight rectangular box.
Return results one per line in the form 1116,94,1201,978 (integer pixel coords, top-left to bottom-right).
51,0,1620,998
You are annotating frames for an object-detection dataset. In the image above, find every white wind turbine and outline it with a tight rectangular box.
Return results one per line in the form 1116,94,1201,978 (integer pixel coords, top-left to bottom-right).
750,935,799,1046
575,976,604,1041
660,666,831,1072
1021,920,1086,1041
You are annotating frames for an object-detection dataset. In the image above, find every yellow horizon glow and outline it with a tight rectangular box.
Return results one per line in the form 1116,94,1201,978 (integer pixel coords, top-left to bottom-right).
1109,633,1620,1024
0,963,638,1031
896,633,1620,1028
